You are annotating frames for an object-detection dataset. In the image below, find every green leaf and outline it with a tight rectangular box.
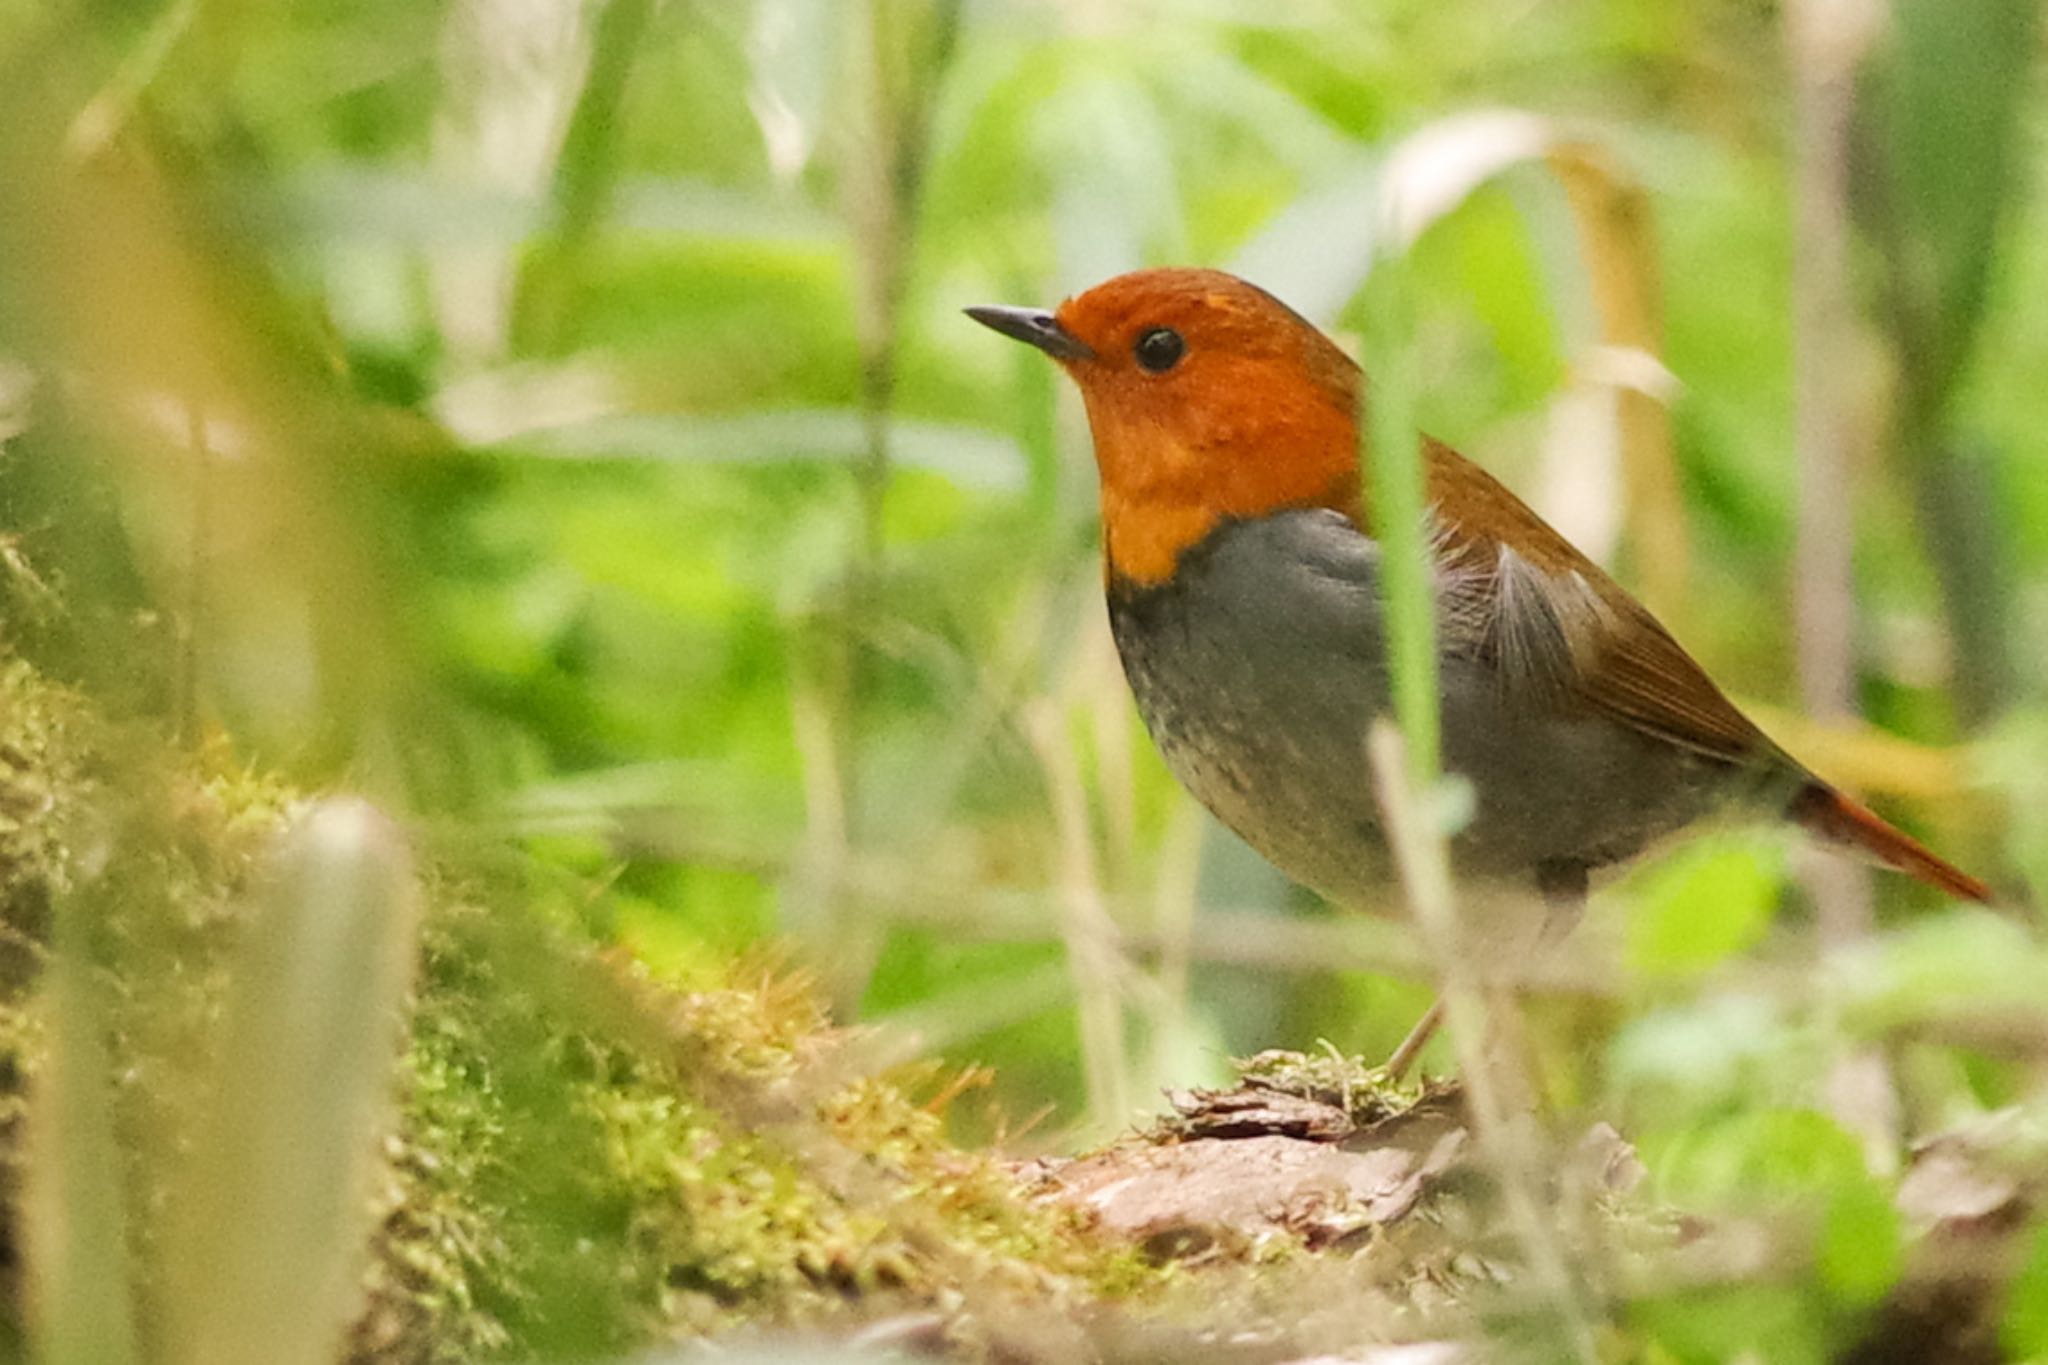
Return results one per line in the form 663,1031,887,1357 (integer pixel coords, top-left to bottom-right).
1630,1283,1827,1365
1609,993,1790,1110
1228,154,1383,320
1867,0,2042,415
1625,834,1784,975
1827,911,2048,1038
2003,1219,2048,1358
1819,1179,1902,1306
1657,1109,1902,1312
1659,1108,1865,1196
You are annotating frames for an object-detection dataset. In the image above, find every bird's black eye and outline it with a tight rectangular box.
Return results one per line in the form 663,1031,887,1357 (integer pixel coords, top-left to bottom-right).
1133,327,1184,373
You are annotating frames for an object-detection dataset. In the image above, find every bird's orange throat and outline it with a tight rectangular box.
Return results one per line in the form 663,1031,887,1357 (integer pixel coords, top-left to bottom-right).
1081,375,1362,586
1098,473,1364,585
1099,488,1222,587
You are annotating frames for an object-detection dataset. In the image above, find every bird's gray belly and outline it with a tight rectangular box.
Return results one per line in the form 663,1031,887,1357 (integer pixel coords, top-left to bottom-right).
1105,513,1731,909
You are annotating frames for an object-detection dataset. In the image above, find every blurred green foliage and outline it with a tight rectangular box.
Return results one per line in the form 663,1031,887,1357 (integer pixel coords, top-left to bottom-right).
2,0,2047,1359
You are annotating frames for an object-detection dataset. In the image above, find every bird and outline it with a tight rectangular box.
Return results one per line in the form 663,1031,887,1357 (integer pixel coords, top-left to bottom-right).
968,267,1991,1070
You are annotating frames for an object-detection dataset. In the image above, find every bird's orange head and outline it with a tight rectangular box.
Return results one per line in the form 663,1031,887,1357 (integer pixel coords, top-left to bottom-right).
969,268,1363,585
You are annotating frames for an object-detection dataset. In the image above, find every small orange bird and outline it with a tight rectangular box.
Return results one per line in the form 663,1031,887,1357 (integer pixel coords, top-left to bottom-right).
970,268,1989,1053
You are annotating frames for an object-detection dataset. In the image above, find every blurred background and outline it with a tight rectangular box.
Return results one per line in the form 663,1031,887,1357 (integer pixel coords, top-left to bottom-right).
2,0,2044,1165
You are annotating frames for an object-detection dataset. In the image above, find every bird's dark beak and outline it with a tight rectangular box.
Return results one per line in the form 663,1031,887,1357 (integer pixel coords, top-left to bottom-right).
964,305,1094,362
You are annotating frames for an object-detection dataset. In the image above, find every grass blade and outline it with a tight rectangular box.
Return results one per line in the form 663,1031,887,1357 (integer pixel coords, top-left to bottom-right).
25,897,141,1365
1360,249,1439,783
161,799,421,1365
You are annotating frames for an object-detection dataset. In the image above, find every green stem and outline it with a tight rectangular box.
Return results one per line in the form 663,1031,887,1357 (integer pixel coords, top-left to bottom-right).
515,0,655,354
1361,256,1439,783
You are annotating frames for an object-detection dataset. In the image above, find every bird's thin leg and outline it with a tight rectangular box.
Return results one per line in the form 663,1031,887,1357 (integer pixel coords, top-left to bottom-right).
1534,860,1590,946
1476,861,1591,1109
1385,999,1443,1080
1477,982,1543,1116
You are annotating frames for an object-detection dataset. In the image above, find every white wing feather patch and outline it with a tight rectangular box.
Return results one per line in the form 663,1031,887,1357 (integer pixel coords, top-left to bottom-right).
1489,544,1578,696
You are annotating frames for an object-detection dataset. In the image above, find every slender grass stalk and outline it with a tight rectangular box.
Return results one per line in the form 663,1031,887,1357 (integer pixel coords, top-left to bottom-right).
161,800,421,1365
1143,796,1205,1090
1369,724,1598,1364
846,0,966,581
1786,0,1877,945
1359,253,1439,783
1870,0,2038,728
1025,699,1131,1134
806,0,965,1007
175,402,210,745
25,895,141,1365
1547,143,1689,620
1359,236,1595,1356
515,0,655,353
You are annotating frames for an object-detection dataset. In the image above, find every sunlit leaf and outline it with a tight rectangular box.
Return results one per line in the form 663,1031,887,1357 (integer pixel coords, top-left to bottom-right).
1629,1283,1827,1365
1867,0,2041,413
1820,1178,1903,1306
1609,993,1793,1109
1657,1107,1902,1310
1041,71,1184,285
1826,912,2048,1038
250,171,837,248
2004,1219,2048,1359
746,0,840,181
1625,834,1784,976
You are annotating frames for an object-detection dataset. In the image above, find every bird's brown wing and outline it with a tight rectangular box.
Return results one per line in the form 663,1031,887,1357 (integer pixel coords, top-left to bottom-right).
1565,591,1772,761
1425,443,1775,767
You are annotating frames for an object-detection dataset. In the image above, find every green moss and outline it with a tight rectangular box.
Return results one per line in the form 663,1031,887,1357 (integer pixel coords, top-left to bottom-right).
0,657,85,914
0,651,1139,1362
1231,1046,1430,1121
366,916,1141,1358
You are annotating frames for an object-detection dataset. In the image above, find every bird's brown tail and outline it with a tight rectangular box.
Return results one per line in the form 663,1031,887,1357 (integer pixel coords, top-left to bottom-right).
1788,782,1991,904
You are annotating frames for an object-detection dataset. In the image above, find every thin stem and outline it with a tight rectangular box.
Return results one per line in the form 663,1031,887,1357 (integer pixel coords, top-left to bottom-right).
177,403,210,744
27,892,142,1365
1026,700,1131,1133
515,0,655,353
1361,255,1439,782
1787,0,1878,944
1369,723,1597,1364
847,0,964,568
806,0,964,1003
1549,145,1689,620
